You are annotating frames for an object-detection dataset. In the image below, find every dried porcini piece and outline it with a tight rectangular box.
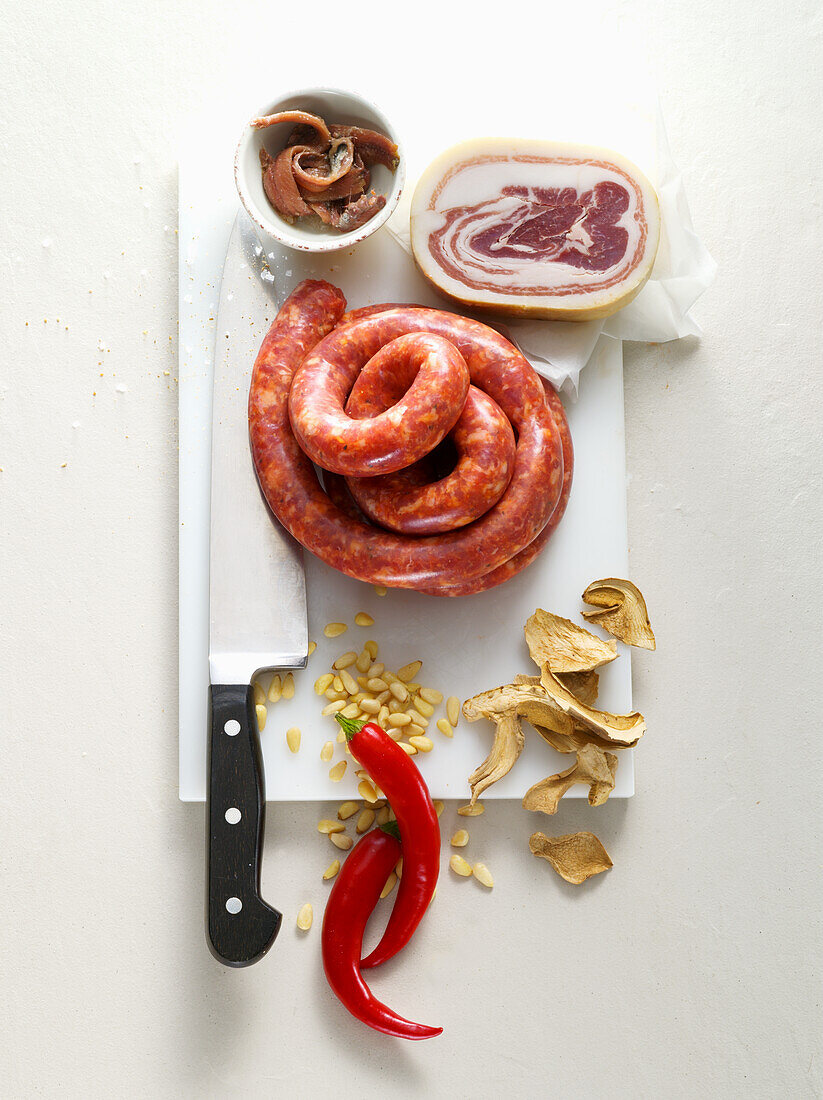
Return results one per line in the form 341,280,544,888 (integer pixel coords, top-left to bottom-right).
539,667,645,747
523,744,618,815
581,578,656,651
557,669,600,706
525,609,617,672
529,831,613,885
462,687,526,804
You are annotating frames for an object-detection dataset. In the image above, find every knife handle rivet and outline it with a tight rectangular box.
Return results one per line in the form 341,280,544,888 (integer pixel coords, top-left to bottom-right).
225,897,243,915
225,807,242,825
224,719,241,737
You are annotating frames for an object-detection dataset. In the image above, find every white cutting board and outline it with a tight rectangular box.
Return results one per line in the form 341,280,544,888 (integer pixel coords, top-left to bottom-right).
178,154,635,803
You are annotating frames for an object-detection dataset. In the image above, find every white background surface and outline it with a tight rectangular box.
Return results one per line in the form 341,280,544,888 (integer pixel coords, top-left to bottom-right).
0,1,821,1096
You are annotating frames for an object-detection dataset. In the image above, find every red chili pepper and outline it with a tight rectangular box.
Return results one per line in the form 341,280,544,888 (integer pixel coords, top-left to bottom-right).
335,714,440,968
321,823,442,1040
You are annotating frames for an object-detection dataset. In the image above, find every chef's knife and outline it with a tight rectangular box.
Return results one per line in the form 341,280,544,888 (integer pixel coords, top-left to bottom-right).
207,212,308,967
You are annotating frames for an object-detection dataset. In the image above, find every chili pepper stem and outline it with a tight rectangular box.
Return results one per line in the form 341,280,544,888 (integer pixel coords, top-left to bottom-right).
334,713,366,741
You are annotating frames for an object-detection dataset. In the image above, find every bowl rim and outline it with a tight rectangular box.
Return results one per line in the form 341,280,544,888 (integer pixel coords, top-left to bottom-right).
234,86,404,254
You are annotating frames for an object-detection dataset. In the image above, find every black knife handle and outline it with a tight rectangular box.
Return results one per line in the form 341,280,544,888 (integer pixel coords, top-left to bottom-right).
206,683,281,966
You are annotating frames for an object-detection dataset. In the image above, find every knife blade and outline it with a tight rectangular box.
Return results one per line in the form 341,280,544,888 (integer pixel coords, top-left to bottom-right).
207,211,308,967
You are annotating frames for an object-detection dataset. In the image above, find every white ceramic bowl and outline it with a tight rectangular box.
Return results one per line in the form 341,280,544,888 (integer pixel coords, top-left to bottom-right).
234,87,405,254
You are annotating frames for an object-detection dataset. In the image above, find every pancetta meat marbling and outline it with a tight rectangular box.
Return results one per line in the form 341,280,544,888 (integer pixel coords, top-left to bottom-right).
410,139,660,321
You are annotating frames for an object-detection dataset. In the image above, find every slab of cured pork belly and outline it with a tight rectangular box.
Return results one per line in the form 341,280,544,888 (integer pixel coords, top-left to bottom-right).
410,138,660,321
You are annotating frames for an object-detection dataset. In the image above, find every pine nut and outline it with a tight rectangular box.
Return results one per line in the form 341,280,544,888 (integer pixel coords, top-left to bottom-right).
472,863,494,888
286,727,301,753
323,860,340,880
364,640,379,659
377,706,390,727
356,809,375,833
409,735,433,752
255,704,267,731
446,696,460,726
253,681,266,707
367,662,385,678
395,857,403,879
398,742,417,755
458,803,485,816
340,703,359,719
317,819,344,834
389,681,408,703
314,673,334,695
380,871,397,899
376,805,391,826
375,690,391,705
360,698,381,714
382,671,398,685
373,586,388,597
451,829,469,847
354,611,374,627
356,676,370,689
355,650,371,673
388,713,412,727
434,800,445,818
324,622,347,638
330,831,352,853
333,651,357,670
358,780,378,803
269,674,283,703
324,687,346,702
282,672,295,699
329,760,347,782
436,719,454,738
450,855,472,877
413,697,434,718
366,677,388,692
307,641,317,656
336,730,345,743
320,741,334,762
332,675,344,693
387,699,403,714
386,728,402,741
408,722,428,738
419,687,443,705
296,903,313,931
396,660,422,682
338,801,359,820
339,669,359,695
321,699,346,716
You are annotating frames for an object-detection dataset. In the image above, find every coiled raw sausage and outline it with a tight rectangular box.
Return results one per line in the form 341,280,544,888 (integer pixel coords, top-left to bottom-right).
249,280,569,592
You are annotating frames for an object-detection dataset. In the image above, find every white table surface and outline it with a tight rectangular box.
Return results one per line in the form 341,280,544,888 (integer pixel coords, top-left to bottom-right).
1,2,821,1096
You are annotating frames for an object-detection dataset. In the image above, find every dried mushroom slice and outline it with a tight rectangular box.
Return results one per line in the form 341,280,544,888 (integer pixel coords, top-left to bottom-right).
467,710,524,806
462,685,528,804
529,831,613,885
557,669,600,706
581,578,656,650
522,744,618,814
539,667,645,746
524,609,617,673
531,721,616,755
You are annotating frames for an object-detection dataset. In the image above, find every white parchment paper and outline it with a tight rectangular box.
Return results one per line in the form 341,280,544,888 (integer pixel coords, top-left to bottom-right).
386,91,716,395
